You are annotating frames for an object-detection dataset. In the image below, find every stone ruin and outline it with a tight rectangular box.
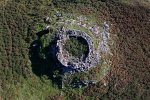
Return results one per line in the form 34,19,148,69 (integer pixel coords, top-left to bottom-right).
55,27,101,74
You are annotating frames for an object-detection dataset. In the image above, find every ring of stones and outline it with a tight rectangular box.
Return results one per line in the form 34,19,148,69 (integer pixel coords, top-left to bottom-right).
56,29,99,72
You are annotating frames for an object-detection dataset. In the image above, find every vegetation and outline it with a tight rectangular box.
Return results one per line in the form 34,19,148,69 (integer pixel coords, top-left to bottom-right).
64,37,88,58
0,0,150,99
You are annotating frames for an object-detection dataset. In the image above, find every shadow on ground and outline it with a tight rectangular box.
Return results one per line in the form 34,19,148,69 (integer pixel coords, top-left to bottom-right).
29,37,63,87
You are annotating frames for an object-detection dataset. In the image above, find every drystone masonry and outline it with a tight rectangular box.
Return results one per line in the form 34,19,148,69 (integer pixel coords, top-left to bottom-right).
55,22,110,74
56,28,100,74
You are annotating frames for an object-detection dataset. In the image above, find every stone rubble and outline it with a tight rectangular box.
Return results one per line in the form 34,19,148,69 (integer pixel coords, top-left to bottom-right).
46,13,111,74
99,22,110,53
56,28,102,74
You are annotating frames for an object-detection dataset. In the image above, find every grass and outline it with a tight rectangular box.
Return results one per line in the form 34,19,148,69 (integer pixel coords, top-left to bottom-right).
1,0,149,99
62,87,85,100
66,23,100,49
57,12,102,49
98,64,111,79
14,76,60,100
36,24,45,32
64,37,88,58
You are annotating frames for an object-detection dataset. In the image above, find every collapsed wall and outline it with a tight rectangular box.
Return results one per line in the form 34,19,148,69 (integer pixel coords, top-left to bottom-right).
56,28,100,73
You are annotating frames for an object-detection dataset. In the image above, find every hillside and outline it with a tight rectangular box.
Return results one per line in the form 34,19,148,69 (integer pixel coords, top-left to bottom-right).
0,0,150,99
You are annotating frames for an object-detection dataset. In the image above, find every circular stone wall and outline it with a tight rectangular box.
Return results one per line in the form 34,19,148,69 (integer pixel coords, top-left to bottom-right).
56,29,100,73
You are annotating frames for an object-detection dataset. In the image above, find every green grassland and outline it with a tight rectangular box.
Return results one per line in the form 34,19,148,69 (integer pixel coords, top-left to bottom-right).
64,37,88,58
0,0,150,100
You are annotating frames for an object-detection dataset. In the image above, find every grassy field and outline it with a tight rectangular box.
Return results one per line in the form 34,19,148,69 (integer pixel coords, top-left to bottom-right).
0,0,150,99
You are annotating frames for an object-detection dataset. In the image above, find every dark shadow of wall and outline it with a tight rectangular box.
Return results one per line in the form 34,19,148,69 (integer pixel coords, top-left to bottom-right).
29,38,63,87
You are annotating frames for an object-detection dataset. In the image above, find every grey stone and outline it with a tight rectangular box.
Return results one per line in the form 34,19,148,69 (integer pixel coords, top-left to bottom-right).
55,28,102,73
